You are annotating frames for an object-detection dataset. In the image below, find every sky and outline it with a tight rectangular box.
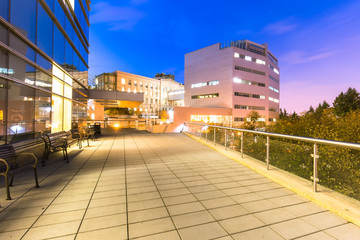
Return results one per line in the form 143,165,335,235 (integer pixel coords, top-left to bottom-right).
89,0,360,114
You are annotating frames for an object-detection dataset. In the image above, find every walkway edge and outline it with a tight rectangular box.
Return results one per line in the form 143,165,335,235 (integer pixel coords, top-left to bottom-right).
184,133,360,227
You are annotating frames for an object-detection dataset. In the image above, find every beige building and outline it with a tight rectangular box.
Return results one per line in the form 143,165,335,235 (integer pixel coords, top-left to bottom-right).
94,71,184,118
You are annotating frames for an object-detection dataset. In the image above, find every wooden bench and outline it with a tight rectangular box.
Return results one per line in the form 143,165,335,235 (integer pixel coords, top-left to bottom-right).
0,143,40,200
42,131,81,166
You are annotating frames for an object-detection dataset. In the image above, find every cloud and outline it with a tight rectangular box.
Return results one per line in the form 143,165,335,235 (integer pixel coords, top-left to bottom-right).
281,49,336,65
91,2,145,30
263,18,298,35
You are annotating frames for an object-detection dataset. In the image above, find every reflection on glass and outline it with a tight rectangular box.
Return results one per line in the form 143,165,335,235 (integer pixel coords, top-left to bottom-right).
51,95,63,132
53,25,65,64
36,53,52,72
35,90,51,132
36,69,52,91
10,33,36,62
9,54,35,83
10,0,36,43
37,2,53,57
0,23,8,44
7,82,34,134
0,79,7,143
0,0,9,21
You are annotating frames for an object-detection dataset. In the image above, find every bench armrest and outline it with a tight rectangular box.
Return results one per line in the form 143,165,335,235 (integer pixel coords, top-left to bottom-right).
0,158,10,174
16,152,38,168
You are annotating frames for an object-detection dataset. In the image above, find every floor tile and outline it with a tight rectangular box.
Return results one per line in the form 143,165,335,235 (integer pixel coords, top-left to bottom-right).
129,217,175,238
172,210,215,228
178,222,228,240
220,215,265,234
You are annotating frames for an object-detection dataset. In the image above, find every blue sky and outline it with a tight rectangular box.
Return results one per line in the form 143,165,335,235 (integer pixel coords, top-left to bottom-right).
89,0,360,113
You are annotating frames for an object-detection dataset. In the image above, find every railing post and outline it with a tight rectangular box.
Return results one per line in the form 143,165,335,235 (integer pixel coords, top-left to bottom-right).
266,136,270,170
206,126,208,141
225,130,227,151
214,128,216,145
311,143,319,192
241,132,244,158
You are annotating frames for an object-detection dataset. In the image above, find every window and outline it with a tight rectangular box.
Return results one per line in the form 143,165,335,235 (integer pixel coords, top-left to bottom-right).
234,117,245,122
269,86,279,93
121,78,125,84
235,66,265,76
269,75,279,84
10,0,37,44
191,93,219,99
234,105,265,110
234,53,240,58
140,82,143,87
191,80,219,88
37,2,53,57
128,80,131,85
134,81,137,86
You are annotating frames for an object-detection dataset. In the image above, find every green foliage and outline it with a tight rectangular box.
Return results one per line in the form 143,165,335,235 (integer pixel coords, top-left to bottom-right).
333,87,360,116
268,102,360,200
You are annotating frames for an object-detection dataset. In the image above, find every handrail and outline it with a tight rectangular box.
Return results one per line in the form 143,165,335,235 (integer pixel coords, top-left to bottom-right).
184,122,360,151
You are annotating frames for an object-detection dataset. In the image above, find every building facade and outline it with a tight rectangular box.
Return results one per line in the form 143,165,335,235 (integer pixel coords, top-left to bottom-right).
0,0,90,143
184,40,280,125
94,71,184,118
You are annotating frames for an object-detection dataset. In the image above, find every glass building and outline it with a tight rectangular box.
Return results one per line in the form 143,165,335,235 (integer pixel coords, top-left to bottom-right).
0,0,90,144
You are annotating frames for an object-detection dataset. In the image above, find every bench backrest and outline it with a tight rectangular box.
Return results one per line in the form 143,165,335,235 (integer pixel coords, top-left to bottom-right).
47,132,67,143
12,138,44,154
0,145,16,161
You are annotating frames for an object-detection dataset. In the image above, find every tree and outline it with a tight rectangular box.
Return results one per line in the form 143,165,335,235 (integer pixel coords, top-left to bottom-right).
333,88,360,116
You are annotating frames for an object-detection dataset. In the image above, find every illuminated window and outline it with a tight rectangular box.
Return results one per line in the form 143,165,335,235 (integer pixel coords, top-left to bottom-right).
134,89,137,93
52,78,63,96
52,65,63,80
64,85,72,98
127,88,131,92
256,59,266,65
191,93,219,99
122,87,125,91
245,56,252,61
64,74,72,86
234,53,240,58
63,99,72,131
134,81,137,86
51,95,63,132
121,78,125,84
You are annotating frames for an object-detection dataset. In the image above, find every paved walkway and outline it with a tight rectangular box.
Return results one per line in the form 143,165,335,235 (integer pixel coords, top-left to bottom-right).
0,129,360,239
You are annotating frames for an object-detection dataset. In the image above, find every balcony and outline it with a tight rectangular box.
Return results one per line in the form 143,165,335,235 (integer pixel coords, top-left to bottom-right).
0,128,359,239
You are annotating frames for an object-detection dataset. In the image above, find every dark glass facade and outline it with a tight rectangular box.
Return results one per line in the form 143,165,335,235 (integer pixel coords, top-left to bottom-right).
0,0,90,144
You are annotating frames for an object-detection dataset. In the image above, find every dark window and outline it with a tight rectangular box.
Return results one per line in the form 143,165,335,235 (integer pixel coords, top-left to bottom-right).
128,80,131,85
0,0,9,21
53,25,65,64
10,0,37,43
9,54,35,83
37,2,53,57
54,0,66,29
10,33,35,62
65,17,74,43
234,117,244,122
0,23,8,44
234,66,266,76
44,0,53,11
65,39,74,69
0,49,8,71
36,53,52,73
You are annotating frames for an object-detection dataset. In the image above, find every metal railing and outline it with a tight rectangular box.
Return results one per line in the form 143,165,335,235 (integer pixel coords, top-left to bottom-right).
184,122,360,195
